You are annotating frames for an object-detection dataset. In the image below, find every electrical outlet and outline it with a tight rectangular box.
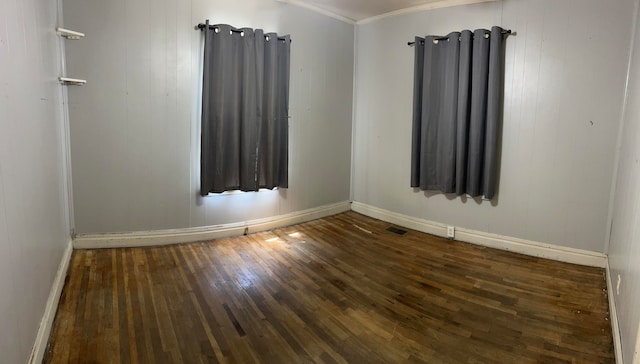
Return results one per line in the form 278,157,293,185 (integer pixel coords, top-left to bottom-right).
447,225,455,239
617,274,621,295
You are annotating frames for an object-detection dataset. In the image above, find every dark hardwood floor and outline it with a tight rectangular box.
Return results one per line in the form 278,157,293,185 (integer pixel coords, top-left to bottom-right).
44,212,614,363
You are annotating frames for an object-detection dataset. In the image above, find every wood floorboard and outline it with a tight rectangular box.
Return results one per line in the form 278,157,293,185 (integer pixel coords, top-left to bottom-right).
44,211,614,363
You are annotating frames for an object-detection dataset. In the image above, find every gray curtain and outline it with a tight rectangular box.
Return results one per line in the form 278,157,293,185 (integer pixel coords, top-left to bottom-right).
411,26,505,199
201,23,290,195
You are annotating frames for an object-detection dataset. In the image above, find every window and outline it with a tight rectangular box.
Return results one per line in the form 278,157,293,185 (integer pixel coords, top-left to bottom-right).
410,26,508,199
199,22,291,195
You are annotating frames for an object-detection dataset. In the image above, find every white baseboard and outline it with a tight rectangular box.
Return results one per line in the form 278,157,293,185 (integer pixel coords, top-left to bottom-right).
351,201,607,268
605,261,624,363
29,238,73,364
73,201,352,249
352,201,448,236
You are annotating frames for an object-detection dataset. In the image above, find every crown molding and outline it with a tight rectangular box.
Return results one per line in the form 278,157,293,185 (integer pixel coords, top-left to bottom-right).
357,0,499,24
276,0,499,25
276,0,356,24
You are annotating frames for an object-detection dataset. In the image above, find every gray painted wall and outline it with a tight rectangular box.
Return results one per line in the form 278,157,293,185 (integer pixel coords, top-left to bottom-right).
3,0,638,360
62,0,354,234
352,0,634,253
0,0,72,362
609,0,640,360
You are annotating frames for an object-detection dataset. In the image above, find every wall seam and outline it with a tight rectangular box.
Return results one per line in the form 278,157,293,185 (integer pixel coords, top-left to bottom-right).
55,0,75,236
604,0,640,255
349,23,358,201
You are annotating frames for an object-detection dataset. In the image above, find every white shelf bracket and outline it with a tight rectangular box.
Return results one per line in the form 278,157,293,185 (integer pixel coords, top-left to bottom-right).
58,77,86,86
56,27,85,40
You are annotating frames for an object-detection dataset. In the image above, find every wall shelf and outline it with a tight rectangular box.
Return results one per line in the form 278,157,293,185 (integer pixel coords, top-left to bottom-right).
56,27,84,40
57,27,86,85
58,77,86,86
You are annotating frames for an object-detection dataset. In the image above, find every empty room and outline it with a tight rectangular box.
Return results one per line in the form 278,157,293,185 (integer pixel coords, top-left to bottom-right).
2,0,640,362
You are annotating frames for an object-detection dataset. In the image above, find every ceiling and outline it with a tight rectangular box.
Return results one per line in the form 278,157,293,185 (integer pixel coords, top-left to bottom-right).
278,0,496,23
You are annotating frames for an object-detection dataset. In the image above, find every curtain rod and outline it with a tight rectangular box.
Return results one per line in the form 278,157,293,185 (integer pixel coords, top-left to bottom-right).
407,29,513,46
195,22,289,42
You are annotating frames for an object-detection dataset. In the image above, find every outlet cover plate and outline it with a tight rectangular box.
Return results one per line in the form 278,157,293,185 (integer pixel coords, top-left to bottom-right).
447,225,455,239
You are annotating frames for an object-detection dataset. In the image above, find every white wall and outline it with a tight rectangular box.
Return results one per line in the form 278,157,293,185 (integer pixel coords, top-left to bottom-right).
61,0,354,234
11,0,638,359
608,0,640,360
352,0,634,253
0,0,72,362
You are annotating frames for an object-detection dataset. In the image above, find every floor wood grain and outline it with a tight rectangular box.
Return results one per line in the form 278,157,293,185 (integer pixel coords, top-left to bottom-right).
44,212,614,363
